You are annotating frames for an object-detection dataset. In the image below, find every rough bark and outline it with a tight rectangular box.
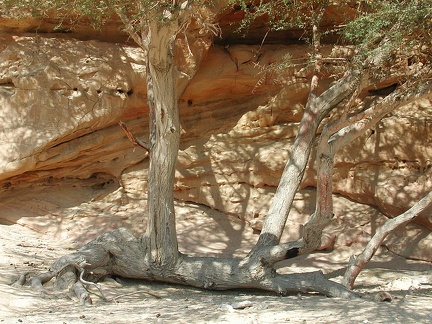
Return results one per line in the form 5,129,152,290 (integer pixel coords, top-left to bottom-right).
12,3,356,303
17,2,432,304
17,227,357,302
251,7,363,252
302,79,432,253
143,17,183,268
252,70,361,251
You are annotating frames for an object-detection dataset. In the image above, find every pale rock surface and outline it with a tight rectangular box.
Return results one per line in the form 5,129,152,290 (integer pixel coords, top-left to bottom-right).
0,34,148,181
0,17,431,263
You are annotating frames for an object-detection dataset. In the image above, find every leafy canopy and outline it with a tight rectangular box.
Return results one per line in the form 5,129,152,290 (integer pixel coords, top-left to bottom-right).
1,0,216,32
229,0,431,79
344,0,432,65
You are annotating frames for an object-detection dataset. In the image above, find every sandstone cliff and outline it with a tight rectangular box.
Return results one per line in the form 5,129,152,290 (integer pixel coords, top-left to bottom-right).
0,7,431,262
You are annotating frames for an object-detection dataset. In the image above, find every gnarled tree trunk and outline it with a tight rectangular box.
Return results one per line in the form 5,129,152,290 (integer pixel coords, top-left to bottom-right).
15,4,362,303
143,18,181,269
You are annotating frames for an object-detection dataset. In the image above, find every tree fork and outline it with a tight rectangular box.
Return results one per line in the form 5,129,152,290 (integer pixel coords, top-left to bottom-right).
16,228,357,301
252,70,361,252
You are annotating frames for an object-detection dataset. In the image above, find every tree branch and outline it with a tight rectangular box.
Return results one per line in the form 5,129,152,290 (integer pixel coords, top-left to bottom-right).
301,78,432,254
342,190,432,289
119,121,150,152
251,70,361,252
258,240,303,266
114,7,144,47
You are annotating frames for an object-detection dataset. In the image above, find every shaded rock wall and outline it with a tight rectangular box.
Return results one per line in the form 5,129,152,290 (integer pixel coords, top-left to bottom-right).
0,13,431,262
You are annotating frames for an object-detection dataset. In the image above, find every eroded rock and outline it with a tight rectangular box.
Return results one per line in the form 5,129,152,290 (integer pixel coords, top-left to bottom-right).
0,17,431,262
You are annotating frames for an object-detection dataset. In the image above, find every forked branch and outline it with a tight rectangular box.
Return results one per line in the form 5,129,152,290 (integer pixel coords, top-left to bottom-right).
119,121,151,152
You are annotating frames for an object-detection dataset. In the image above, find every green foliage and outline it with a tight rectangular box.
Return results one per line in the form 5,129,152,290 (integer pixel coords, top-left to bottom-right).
228,0,431,83
228,0,349,88
342,0,432,70
344,1,432,48
230,0,350,34
252,52,295,92
1,0,216,31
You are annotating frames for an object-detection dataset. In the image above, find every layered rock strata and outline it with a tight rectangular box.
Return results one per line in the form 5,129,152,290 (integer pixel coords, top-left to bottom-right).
0,14,430,262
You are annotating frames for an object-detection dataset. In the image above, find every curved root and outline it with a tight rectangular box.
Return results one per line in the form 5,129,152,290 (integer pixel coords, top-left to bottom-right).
13,227,359,305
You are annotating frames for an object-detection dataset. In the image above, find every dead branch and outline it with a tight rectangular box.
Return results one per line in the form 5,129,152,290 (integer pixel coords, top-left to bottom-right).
73,280,92,305
79,268,108,301
119,121,150,152
342,191,432,289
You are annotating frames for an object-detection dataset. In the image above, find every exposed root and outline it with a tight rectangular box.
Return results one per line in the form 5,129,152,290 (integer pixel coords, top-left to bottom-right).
31,271,57,291
73,280,92,305
78,268,107,302
12,228,150,304
14,227,359,304
12,272,30,287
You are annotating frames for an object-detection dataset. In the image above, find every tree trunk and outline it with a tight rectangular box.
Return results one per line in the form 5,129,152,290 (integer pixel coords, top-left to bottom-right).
302,78,432,254
252,71,360,251
22,226,356,303
14,1,432,306
18,35,362,303
143,19,182,268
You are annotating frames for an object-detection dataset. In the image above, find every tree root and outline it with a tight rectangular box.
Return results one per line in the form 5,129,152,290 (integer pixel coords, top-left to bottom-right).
74,280,92,305
78,268,107,302
13,227,359,304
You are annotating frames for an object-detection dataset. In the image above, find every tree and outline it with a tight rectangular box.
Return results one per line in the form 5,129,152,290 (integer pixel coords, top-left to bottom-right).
332,0,432,287
236,0,432,287
6,0,431,303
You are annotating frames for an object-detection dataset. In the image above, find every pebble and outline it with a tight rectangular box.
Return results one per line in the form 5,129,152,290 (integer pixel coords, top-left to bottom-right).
231,300,254,309
374,291,392,302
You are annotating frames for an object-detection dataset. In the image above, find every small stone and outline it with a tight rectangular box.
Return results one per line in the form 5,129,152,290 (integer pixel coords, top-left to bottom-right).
230,300,253,309
375,291,392,302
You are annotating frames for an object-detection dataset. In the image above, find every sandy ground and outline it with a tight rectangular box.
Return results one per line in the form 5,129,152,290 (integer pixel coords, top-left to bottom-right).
1,201,432,324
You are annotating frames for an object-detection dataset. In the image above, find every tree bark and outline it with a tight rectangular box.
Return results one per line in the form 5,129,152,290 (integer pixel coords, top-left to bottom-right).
252,70,360,251
142,18,183,268
23,227,357,300
342,191,432,289
302,79,432,253
14,0,432,305
290,77,432,289
311,68,432,235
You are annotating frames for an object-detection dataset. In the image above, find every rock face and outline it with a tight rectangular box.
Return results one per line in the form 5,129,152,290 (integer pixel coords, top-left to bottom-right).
0,12,431,262
0,34,148,181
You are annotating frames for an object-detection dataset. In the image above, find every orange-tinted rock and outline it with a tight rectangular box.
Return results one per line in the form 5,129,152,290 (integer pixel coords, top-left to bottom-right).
0,9,430,262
